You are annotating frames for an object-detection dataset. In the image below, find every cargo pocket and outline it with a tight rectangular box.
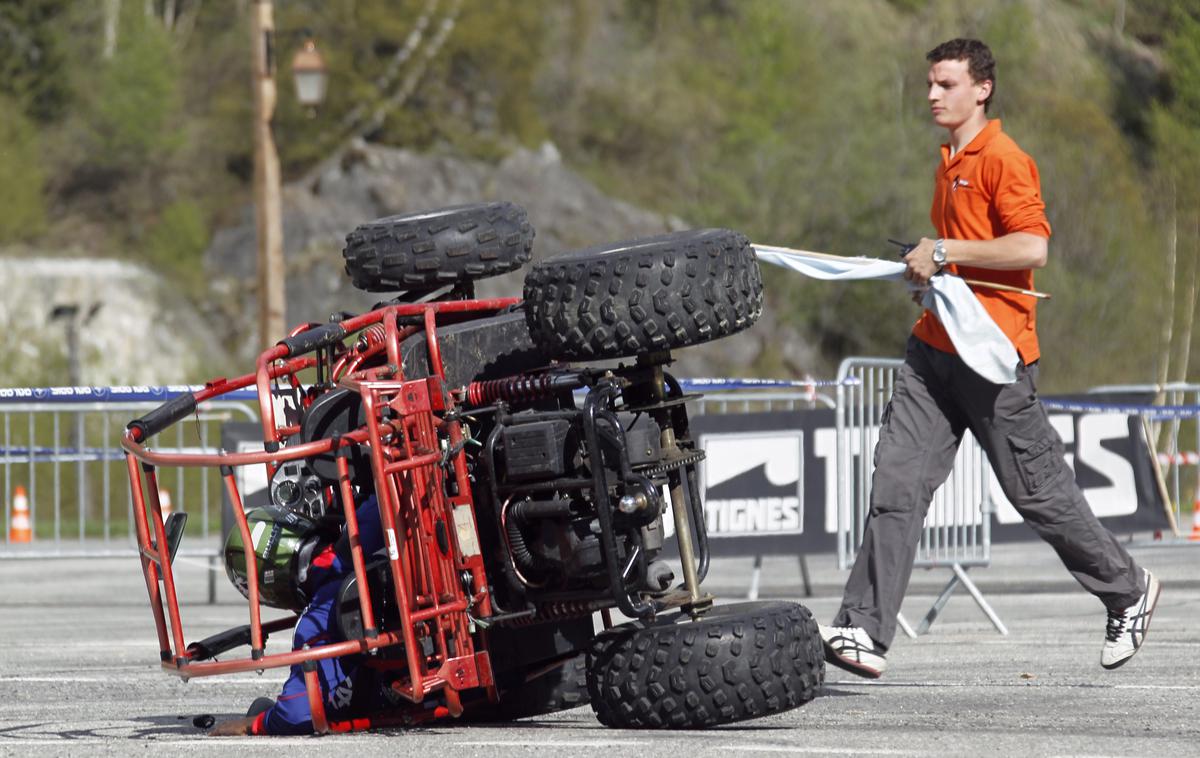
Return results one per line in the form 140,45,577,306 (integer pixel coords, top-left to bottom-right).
1007,426,1060,495
873,401,895,467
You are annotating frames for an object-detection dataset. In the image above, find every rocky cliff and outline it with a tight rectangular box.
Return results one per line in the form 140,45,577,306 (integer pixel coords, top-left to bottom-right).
0,254,229,386
205,140,815,378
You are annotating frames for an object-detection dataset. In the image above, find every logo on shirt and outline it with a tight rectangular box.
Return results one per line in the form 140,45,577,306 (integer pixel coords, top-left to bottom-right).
952,177,971,191
328,677,354,709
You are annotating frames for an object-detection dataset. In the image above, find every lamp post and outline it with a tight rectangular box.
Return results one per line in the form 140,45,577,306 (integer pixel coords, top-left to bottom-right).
251,1,284,352
50,302,101,528
251,5,328,352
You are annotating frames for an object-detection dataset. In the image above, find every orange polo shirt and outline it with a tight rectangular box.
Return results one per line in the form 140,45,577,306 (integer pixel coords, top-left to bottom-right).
912,119,1051,365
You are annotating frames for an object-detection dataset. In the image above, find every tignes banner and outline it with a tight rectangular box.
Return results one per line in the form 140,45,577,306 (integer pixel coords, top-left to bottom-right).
674,396,1168,556
222,394,1170,555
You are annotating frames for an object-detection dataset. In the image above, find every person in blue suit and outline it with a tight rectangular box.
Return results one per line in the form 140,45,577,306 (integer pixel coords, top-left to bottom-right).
210,495,395,736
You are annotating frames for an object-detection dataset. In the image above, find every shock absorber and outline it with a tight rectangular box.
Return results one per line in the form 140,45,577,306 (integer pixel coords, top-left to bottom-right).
334,324,390,379
357,324,387,352
465,372,586,406
506,599,610,626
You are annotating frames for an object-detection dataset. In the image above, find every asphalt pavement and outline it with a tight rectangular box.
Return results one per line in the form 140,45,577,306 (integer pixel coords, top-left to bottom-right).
1,536,1197,757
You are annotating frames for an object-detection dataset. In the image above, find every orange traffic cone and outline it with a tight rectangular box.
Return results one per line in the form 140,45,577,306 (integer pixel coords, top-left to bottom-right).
158,488,173,521
1190,497,1200,542
9,485,32,543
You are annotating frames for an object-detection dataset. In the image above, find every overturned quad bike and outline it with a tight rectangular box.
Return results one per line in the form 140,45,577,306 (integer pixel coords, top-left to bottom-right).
122,202,824,733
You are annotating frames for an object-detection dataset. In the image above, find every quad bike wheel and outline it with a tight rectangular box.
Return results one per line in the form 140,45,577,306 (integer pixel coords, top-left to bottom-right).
463,653,590,722
586,601,823,729
522,228,763,360
342,202,534,291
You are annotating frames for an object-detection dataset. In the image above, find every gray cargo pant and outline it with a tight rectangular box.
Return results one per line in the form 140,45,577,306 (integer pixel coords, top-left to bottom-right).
833,336,1145,648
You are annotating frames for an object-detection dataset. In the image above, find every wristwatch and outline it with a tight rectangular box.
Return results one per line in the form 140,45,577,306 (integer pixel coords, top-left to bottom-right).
932,238,947,270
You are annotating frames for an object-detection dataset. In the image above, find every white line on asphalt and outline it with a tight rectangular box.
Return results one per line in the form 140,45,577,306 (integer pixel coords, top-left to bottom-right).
0,676,273,684
970,639,1196,648
0,738,317,747
450,741,917,755
0,677,112,683
827,680,1200,690
453,740,654,748
713,746,918,755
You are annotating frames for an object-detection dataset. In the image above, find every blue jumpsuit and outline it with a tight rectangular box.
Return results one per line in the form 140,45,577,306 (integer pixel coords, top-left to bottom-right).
253,496,395,735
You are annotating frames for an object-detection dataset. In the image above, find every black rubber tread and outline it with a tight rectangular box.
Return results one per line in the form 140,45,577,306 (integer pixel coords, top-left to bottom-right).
522,228,763,360
463,653,590,722
342,202,535,291
585,601,823,729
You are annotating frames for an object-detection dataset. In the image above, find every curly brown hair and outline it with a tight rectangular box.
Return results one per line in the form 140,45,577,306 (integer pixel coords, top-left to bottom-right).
926,38,996,112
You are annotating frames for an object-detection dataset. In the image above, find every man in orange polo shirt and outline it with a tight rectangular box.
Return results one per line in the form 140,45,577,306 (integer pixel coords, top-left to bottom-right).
819,38,1160,678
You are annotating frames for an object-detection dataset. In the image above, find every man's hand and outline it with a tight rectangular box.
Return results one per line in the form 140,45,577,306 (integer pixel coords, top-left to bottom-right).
903,237,942,286
208,716,256,736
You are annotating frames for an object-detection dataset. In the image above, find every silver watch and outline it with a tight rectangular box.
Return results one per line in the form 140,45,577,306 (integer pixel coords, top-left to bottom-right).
932,238,947,270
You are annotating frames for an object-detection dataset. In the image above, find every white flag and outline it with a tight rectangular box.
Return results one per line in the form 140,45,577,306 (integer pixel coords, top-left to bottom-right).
753,244,1019,385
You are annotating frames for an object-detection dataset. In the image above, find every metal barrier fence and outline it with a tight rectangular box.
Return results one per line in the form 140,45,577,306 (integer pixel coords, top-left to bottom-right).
0,394,256,561
688,380,836,414
691,391,834,414
0,380,832,561
3,375,1192,606
835,357,1003,636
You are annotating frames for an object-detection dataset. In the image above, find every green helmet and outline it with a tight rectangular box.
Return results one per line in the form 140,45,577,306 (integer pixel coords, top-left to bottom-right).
223,505,327,611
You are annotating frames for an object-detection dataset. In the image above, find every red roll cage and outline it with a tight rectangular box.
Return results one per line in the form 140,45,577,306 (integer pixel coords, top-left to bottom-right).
121,297,520,730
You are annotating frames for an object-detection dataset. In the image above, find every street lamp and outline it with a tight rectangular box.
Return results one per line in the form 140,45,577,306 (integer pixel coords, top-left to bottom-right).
291,36,328,111
251,3,328,352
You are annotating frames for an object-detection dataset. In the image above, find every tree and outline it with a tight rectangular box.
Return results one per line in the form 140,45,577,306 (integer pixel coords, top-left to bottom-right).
0,0,72,122
0,96,48,242
1148,5,1200,387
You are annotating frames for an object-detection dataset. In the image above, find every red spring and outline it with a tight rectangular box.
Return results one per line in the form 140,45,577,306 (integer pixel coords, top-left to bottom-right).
466,375,557,406
358,324,387,351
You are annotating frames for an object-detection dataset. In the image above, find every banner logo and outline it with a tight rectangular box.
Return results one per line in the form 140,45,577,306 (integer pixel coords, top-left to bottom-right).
700,432,804,536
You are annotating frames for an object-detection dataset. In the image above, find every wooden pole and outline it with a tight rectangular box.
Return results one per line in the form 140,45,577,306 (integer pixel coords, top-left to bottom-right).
252,0,286,351
958,278,1051,300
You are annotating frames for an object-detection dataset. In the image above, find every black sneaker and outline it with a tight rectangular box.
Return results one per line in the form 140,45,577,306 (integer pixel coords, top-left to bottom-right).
819,624,887,678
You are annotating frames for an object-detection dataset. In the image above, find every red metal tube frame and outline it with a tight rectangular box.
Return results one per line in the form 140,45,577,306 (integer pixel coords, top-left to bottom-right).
303,654,330,734
358,385,429,700
221,469,264,654
336,453,378,639
121,297,515,701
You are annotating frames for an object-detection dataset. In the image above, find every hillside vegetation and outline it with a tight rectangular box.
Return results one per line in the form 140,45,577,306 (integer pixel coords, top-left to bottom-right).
2,0,1198,390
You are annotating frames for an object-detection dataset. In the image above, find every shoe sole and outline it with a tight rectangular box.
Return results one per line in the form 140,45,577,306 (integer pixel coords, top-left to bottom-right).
1101,573,1161,671
821,638,884,679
